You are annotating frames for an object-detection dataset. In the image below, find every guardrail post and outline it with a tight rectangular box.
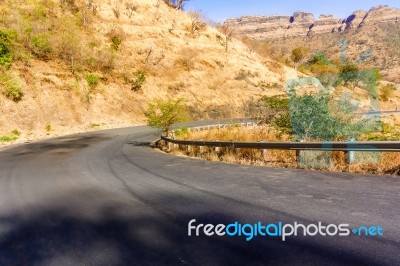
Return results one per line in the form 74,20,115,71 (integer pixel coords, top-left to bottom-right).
345,138,356,164
262,149,267,158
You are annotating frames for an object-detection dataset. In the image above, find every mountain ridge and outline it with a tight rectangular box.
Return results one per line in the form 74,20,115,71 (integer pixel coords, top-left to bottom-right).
225,5,400,39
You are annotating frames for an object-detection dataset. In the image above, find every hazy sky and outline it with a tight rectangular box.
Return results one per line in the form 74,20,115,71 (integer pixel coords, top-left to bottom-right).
184,0,400,22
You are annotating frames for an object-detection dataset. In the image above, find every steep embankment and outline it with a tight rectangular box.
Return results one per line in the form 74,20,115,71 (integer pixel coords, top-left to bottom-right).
0,0,287,144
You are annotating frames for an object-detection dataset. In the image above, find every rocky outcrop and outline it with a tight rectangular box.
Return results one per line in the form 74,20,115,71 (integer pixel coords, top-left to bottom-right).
311,14,343,34
344,10,367,30
225,6,400,40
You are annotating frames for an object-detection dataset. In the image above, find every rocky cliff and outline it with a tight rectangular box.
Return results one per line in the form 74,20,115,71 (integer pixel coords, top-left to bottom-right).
225,6,400,39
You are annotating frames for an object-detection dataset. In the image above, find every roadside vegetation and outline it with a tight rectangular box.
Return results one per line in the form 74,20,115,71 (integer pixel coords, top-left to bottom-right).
166,91,400,175
168,124,400,175
0,129,21,142
145,98,188,135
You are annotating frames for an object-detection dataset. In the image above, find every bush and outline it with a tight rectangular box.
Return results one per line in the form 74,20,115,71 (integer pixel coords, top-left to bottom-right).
31,33,52,59
380,84,396,102
0,129,21,142
85,73,100,89
131,70,146,91
261,96,291,133
0,29,17,68
262,95,289,111
1,71,23,102
174,127,189,137
289,92,373,140
309,53,330,65
291,46,308,66
339,63,359,86
145,98,188,134
111,36,121,51
45,122,52,132
186,11,206,37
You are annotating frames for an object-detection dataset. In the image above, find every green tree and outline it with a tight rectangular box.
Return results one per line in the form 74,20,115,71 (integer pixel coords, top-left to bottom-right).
339,63,359,86
145,98,188,135
261,96,291,133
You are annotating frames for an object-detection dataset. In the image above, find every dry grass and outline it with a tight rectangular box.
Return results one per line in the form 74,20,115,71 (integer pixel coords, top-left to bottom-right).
165,126,400,175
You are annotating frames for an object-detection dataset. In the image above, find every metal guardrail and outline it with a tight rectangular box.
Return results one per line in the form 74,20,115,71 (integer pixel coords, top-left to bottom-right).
162,122,400,152
161,136,400,152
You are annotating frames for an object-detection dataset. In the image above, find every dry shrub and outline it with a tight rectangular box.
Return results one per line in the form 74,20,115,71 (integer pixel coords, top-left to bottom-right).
174,48,198,71
265,61,284,77
185,11,207,37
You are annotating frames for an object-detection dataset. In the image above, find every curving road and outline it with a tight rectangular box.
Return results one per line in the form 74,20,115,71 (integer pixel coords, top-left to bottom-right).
0,125,399,265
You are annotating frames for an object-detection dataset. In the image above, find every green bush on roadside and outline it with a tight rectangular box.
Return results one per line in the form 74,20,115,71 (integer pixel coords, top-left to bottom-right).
0,129,21,142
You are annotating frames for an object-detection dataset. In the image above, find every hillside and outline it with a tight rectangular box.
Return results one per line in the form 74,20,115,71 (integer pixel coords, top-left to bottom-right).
0,0,287,145
225,5,400,84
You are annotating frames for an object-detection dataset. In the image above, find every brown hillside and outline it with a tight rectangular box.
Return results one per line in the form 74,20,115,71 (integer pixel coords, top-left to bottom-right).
0,0,287,145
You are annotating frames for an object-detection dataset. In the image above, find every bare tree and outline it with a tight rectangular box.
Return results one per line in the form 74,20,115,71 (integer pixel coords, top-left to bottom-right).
164,0,189,10
125,3,137,18
217,23,235,52
187,11,206,37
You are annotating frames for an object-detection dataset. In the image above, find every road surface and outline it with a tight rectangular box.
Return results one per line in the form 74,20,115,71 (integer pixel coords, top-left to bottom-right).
0,125,399,265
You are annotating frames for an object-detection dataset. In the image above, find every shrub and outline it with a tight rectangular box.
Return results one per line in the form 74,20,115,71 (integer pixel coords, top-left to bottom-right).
174,127,189,137
31,33,52,59
85,73,100,89
289,92,372,140
309,53,330,65
0,29,17,68
262,95,289,111
339,63,359,86
186,11,206,37
291,46,308,66
380,84,396,102
131,70,146,91
1,71,23,102
45,122,52,132
0,129,21,142
145,98,188,134
261,96,291,133
258,81,281,90
111,36,121,50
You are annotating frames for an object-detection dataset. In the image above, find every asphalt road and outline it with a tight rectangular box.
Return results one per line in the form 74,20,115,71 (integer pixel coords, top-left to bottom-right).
0,125,399,265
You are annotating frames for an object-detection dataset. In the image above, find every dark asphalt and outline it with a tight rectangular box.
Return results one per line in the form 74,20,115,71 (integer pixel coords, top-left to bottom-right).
0,125,399,265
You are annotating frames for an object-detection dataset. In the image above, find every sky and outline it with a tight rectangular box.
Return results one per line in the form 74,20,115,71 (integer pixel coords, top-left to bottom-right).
184,0,400,22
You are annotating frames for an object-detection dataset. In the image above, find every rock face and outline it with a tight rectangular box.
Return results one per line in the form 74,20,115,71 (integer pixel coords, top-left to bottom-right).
225,6,400,39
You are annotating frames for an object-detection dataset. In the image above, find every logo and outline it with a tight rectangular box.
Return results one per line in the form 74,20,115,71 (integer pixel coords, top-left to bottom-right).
188,219,384,241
